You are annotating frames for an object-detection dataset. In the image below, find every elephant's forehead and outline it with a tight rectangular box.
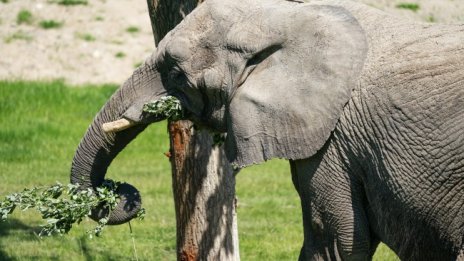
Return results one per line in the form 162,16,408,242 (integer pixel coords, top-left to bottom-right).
165,36,192,62
168,0,251,40
155,0,288,67
159,7,214,60
169,3,215,39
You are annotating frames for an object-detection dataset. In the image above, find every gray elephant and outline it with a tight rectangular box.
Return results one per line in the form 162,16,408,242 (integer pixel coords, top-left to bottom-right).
70,0,464,260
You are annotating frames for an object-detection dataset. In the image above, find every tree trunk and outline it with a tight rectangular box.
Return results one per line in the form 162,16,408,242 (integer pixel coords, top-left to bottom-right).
146,1,240,260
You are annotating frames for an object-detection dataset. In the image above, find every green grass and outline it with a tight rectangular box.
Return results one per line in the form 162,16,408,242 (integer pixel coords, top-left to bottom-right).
426,15,436,23
0,81,399,260
52,0,88,6
115,52,126,58
39,20,63,29
4,31,33,43
17,9,33,25
396,3,420,12
126,26,140,34
75,32,96,42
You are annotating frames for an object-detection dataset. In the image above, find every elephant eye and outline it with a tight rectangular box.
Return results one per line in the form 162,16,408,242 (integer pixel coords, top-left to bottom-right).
169,70,187,86
238,44,282,87
246,44,281,68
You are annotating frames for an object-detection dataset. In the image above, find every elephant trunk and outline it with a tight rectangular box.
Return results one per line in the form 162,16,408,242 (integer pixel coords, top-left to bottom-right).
70,54,166,225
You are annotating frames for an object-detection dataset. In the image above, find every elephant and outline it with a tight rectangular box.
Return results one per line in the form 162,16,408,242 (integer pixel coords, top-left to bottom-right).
70,0,464,260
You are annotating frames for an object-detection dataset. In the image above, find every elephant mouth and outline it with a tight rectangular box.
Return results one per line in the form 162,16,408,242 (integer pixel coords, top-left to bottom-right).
102,95,184,134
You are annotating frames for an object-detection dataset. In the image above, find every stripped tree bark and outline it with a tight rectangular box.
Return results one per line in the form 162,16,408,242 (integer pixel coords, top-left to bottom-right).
146,1,240,260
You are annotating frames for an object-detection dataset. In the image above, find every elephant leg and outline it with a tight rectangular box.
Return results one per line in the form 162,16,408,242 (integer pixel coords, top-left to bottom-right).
290,152,376,260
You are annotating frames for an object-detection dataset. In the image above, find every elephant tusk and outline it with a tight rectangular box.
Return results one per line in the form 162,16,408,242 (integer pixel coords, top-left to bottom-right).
102,118,136,133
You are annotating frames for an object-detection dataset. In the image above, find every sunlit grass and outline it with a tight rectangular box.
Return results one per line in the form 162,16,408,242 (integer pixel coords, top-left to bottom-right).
0,81,398,260
16,9,33,25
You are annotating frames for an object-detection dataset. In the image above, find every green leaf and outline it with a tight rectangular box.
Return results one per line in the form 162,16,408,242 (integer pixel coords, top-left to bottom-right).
143,96,184,121
0,179,140,237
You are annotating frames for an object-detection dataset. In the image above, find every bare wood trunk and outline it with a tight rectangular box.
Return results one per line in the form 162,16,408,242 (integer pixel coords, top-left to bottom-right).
146,1,240,260
169,122,239,261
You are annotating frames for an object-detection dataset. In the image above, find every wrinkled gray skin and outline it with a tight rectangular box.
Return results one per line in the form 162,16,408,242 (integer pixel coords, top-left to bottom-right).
71,0,464,260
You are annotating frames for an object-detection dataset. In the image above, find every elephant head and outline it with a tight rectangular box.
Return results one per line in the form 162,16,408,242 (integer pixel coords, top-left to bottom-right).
70,0,367,224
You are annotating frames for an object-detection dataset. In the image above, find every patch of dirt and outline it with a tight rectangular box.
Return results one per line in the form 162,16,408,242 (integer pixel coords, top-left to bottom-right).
0,0,463,86
361,0,464,23
0,0,154,85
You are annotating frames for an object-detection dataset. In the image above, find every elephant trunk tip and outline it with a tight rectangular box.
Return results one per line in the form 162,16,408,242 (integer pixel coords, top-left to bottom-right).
90,182,142,225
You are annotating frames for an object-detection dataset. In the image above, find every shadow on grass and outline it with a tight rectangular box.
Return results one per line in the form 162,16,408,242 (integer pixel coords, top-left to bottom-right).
0,218,42,261
75,234,135,261
0,219,126,260
77,235,128,261
77,235,96,261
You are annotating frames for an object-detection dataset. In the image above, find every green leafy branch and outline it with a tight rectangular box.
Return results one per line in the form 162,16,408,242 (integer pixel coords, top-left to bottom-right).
0,180,144,237
143,96,184,121
144,96,229,148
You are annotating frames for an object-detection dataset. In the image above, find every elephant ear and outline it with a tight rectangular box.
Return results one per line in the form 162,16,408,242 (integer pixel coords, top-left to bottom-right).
225,4,368,168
